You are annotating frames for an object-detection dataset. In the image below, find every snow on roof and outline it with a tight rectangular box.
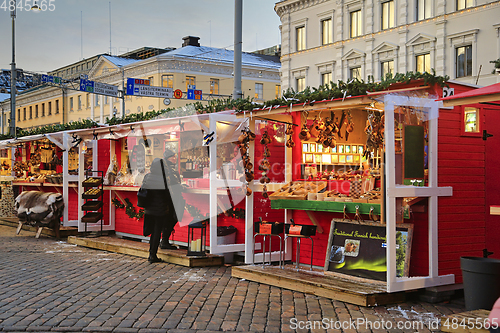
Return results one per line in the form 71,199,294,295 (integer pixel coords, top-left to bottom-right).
0,93,10,102
162,45,280,69
102,55,140,67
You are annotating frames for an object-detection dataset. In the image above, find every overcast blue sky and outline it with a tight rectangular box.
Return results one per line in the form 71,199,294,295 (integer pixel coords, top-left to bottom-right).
0,0,282,73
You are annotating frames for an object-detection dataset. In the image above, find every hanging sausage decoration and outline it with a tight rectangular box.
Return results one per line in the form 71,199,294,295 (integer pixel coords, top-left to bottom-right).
259,129,272,198
345,111,354,140
238,127,256,197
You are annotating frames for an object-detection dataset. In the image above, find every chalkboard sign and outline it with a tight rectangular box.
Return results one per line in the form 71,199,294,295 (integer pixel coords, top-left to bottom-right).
324,219,413,281
403,125,425,180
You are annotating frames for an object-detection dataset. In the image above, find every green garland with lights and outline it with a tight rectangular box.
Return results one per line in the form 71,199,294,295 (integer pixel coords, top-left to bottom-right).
0,71,449,141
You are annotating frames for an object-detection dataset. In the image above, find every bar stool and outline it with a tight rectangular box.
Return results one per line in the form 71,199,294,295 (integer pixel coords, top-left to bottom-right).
284,220,316,271
284,234,314,270
253,233,283,268
253,220,284,268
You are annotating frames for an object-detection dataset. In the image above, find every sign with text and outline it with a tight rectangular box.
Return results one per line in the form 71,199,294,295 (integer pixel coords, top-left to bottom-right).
79,79,118,97
187,89,203,100
126,78,173,98
325,220,413,281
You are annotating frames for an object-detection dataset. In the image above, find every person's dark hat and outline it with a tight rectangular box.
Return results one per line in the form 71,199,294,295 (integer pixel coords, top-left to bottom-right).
163,149,176,159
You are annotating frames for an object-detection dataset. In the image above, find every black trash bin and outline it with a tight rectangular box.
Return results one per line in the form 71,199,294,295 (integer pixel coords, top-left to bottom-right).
461,256,500,311
216,226,237,264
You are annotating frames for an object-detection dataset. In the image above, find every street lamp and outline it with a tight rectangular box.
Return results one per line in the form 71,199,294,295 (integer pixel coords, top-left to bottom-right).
9,1,42,137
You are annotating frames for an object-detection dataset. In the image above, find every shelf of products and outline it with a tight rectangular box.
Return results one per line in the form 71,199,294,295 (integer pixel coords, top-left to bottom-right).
81,171,104,235
302,142,364,165
270,199,381,215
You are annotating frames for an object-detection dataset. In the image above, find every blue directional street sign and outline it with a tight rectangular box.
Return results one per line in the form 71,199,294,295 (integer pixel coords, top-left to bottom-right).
80,79,94,93
127,78,173,98
187,88,202,100
80,79,118,97
42,74,62,84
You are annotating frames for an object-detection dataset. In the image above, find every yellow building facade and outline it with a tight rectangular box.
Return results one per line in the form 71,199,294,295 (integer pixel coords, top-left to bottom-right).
1,38,281,133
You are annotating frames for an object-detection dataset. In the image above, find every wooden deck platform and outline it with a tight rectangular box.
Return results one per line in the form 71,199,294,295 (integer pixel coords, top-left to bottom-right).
0,217,78,238
231,264,406,306
441,309,491,333
67,235,224,268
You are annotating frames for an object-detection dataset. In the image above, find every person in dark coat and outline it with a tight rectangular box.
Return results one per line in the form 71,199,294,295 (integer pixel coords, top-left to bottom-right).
141,157,172,263
159,149,185,249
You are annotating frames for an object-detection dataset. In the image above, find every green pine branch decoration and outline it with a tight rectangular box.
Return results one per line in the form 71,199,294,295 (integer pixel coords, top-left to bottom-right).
3,71,449,140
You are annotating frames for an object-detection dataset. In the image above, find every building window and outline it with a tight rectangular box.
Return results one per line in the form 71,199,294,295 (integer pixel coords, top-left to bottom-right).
457,0,473,10
381,60,394,79
48,102,52,115
23,108,26,120
86,94,90,108
296,26,306,51
417,0,432,20
78,95,82,110
350,67,362,80
321,72,333,86
162,75,173,88
104,96,108,105
148,76,154,86
70,97,74,112
321,18,333,45
19,109,21,121
55,100,59,114
456,45,472,78
29,106,32,119
350,10,362,38
381,1,395,30
416,53,431,73
210,79,219,95
34,105,38,118
95,96,100,107
186,76,196,91
464,107,479,133
41,103,45,117
275,84,281,98
296,77,306,92
255,83,264,100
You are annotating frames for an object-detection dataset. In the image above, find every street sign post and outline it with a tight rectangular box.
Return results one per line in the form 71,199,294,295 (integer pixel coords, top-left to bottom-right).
126,78,173,98
42,74,62,84
187,89,203,100
79,79,118,97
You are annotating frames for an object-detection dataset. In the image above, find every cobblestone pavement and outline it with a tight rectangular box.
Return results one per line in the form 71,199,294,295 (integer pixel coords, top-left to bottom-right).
0,224,466,333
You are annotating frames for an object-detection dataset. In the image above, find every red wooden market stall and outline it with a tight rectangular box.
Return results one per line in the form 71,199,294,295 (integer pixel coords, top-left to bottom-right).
1,79,499,301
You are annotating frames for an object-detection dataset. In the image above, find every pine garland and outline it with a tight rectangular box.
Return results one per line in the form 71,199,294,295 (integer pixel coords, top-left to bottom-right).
1,71,449,140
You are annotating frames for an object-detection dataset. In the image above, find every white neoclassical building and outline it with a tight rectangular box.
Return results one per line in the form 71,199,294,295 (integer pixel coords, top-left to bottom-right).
275,0,500,90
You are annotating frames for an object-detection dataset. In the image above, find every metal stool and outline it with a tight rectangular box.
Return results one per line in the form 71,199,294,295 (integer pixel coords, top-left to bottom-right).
253,233,283,268
284,234,314,270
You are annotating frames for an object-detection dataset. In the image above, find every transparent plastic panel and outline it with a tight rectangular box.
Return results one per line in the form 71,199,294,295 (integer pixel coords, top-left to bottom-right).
393,105,430,187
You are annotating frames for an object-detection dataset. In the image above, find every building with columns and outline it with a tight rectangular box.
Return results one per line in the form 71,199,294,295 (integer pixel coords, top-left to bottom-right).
274,0,500,91
0,37,281,133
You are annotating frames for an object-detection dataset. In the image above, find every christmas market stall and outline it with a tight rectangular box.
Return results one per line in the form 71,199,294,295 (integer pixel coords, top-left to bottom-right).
230,78,499,306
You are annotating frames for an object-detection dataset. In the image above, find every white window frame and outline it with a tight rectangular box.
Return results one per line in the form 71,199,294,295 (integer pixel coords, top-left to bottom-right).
416,0,432,21
320,16,333,45
381,0,395,30
448,29,478,79
381,60,395,79
292,18,308,52
296,25,306,51
254,83,264,100
350,9,362,38
415,53,431,73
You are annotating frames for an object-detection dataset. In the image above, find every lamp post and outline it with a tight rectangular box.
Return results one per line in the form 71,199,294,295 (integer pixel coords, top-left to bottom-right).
10,3,16,137
9,1,41,137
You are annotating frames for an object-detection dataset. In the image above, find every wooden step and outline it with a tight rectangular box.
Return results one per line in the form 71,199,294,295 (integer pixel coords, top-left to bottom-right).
231,264,405,306
67,235,224,267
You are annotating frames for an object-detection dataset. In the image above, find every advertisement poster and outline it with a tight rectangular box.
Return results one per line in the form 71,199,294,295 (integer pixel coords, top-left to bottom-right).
325,220,412,281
